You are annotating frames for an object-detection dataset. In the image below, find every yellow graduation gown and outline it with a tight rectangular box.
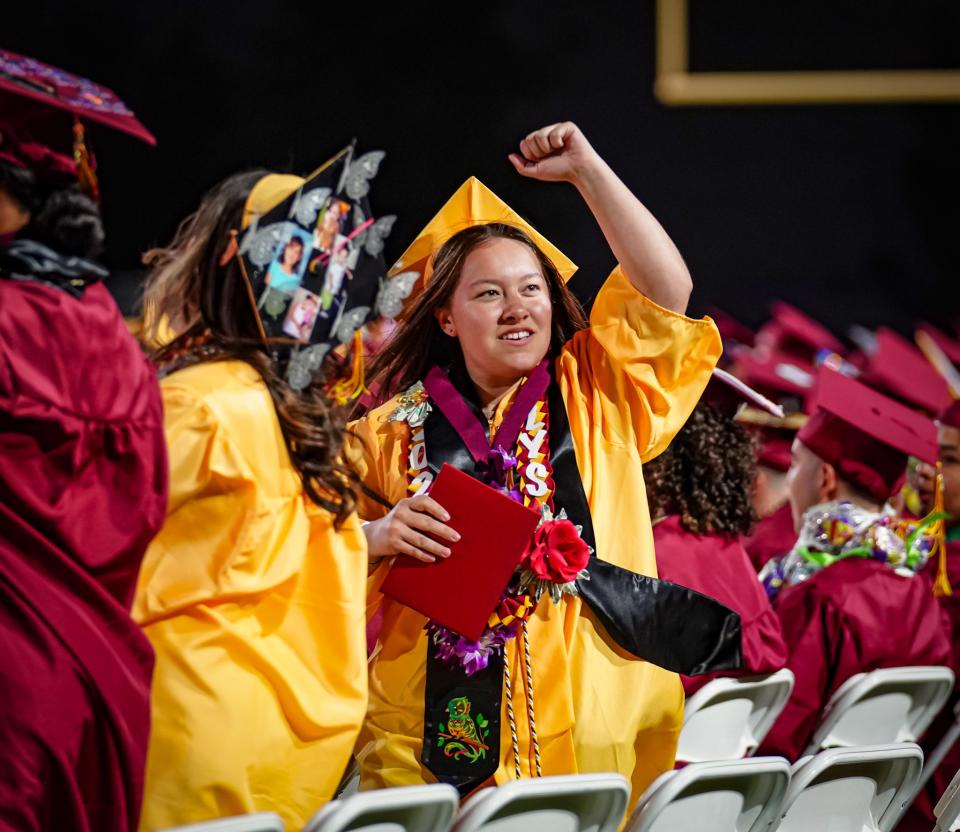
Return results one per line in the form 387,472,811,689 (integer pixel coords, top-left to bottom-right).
134,360,368,830
348,267,721,804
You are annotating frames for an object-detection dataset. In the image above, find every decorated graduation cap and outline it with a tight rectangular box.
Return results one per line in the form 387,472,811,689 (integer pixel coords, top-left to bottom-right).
797,366,938,503
756,301,845,364
861,328,952,417
0,49,155,199
237,143,404,393
388,176,577,292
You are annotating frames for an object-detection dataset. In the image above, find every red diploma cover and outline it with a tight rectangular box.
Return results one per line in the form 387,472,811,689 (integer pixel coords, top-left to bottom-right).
381,464,540,640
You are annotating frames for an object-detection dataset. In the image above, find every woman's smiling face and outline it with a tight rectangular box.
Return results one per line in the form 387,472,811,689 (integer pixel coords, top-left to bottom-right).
436,237,553,392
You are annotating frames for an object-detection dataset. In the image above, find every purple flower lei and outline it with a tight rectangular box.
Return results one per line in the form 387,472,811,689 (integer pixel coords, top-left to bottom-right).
427,619,521,676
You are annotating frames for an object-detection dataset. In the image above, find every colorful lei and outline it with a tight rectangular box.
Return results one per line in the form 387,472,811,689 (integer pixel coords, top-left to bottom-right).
391,382,591,675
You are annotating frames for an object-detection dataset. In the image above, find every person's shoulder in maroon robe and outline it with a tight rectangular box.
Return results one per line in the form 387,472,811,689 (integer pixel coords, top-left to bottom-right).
899,540,960,832
654,515,787,696
743,502,796,572
0,270,167,830
757,558,951,760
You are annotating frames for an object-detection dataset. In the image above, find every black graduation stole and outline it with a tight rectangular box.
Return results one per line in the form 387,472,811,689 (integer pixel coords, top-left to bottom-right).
418,367,743,795
0,238,105,298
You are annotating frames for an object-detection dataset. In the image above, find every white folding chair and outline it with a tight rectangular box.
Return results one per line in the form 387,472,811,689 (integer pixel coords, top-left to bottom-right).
677,670,795,763
624,757,790,832
158,813,285,832
304,784,459,832
905,697,960,811
803,666,955,756
933,767,960,832
452,773,630,832
775,742,923,832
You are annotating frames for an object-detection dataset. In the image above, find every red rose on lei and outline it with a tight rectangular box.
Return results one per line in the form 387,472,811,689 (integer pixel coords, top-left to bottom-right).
523,519,590,584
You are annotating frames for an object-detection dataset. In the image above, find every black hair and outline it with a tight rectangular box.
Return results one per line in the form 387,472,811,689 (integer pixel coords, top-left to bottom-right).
0,160,105,259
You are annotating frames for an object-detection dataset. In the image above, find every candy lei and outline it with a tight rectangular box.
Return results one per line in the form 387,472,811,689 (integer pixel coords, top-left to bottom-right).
760,499,945,599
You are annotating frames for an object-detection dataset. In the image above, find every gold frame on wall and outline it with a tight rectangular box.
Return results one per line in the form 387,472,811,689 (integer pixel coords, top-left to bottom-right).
655,0,960,105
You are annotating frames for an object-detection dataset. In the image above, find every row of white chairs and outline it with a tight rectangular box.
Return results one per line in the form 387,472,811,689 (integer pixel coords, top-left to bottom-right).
677,664,960,821
677,665,956,764
159,664,960,832
161,743,960,832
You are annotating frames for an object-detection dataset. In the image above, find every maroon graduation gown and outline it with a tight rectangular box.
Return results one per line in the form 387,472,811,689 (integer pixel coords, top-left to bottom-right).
743,502,796,572
653,515,788,696
0,279,168,831
757,558,952,761
900,540,960,831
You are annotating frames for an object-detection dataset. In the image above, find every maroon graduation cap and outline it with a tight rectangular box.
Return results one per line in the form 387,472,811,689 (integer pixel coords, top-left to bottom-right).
733,348,818,414
939,398,960,430
861,328,952,417
797,366,938,502
0,49,154,145
708,306,755,356
1,49,154,200
755,301,845,363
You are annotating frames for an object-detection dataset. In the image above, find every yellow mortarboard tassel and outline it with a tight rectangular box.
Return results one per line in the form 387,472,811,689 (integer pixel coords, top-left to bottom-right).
72,119,99,201
328,329,368,405
389,176,578,286
930,464,953,598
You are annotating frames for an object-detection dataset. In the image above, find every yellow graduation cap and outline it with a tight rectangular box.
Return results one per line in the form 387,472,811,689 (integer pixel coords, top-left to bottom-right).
241,173,305,230
388,176,578,285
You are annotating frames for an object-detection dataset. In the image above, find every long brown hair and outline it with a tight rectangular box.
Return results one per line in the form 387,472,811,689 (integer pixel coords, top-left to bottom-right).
368,223,587,399
142,169,359,526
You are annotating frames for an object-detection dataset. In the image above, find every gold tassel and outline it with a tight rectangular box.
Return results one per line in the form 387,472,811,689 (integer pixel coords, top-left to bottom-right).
328,329,368,405
72,119,99,200
930,465,953,598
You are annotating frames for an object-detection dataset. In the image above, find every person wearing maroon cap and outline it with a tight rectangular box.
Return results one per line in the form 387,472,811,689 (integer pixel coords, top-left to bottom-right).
902,398,960,831
756,368,951,761
861,327,952,418
754,301,845,366
647,369,788,697
0,59,165,832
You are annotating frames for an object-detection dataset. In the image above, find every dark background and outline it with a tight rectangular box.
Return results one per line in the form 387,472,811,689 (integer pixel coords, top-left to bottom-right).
6,1,959,336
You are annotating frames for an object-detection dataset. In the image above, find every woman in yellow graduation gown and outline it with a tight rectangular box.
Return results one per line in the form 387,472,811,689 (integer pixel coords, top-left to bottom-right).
134,172,368,829
349,122,738,803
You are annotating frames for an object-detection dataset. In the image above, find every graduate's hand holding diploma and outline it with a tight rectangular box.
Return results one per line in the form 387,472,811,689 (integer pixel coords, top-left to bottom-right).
365,494,460,565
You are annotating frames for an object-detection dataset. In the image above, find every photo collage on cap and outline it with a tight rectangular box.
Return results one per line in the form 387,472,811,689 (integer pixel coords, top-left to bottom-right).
239,143,400,388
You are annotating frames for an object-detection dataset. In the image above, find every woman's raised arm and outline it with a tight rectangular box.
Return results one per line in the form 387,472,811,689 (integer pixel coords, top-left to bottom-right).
509,121,692,314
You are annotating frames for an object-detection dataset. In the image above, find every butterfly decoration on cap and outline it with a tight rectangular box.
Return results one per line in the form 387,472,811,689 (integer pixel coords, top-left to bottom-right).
236,142,415,397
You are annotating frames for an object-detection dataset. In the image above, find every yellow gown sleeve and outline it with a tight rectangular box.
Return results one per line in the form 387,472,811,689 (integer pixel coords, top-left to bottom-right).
346,404,409,521
135,367,368,830
559,266,722,462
